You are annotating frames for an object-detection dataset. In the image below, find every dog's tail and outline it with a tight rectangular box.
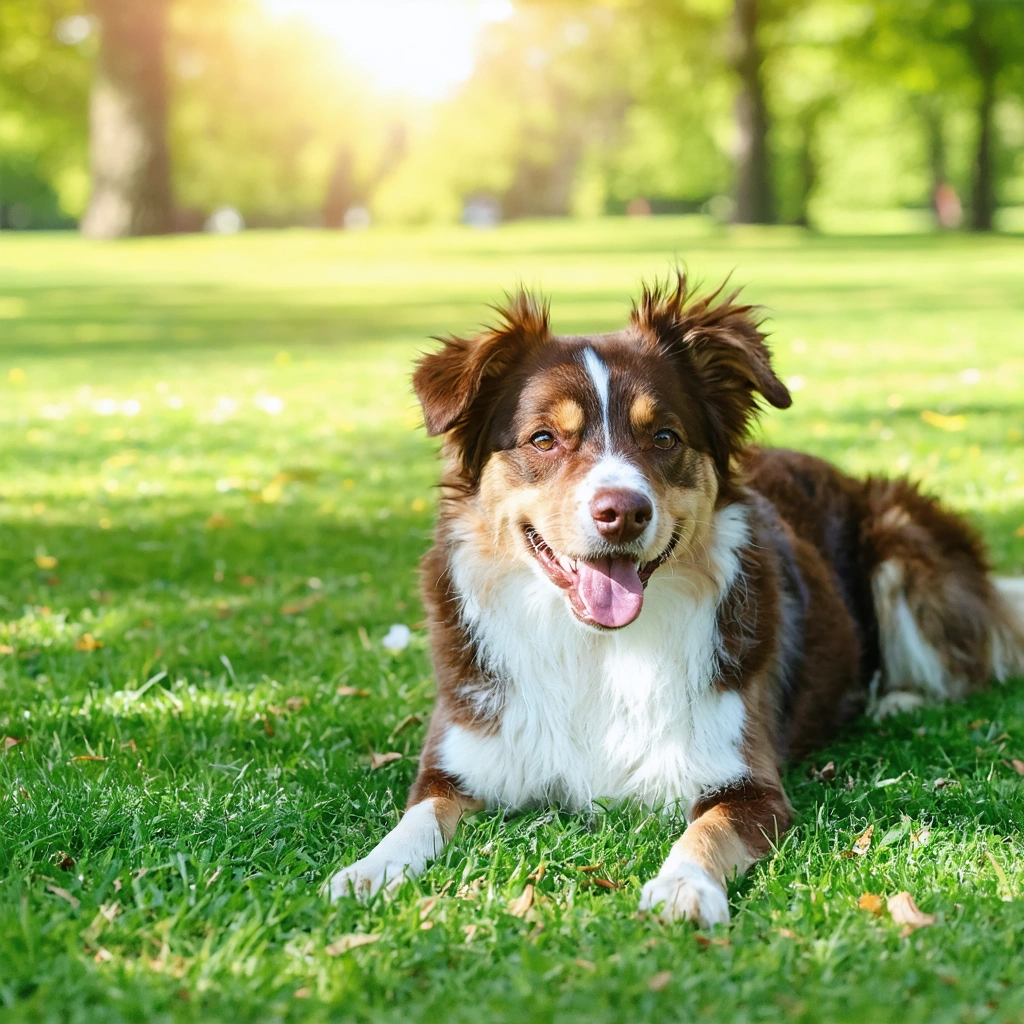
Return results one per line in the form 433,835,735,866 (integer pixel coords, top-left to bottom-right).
991,577,1024,681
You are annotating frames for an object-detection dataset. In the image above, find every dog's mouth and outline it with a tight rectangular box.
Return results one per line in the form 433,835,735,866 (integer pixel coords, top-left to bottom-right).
522,524,680,630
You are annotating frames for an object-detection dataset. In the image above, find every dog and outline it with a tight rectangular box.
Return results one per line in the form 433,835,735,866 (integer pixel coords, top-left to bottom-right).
329,273,1024,926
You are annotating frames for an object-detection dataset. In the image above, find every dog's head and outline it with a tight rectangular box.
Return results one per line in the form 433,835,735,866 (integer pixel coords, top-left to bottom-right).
414,273,790,630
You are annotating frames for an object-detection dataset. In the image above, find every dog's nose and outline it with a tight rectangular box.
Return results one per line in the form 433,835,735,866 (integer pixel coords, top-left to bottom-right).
590,488,653,544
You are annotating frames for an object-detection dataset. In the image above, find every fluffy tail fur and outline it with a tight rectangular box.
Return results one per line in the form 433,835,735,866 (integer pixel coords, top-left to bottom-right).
991,577,1024,681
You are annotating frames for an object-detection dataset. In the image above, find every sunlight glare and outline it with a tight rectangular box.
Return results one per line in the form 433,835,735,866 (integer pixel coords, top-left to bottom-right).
263,0,514,99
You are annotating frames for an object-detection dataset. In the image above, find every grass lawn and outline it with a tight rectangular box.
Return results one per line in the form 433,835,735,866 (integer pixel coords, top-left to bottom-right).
1,219,1023,1024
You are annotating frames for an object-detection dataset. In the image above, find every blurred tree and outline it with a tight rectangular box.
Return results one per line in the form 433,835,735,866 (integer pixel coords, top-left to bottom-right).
81,0,174,237
859,0,1024,231
0,0,90,226
731,0,773,222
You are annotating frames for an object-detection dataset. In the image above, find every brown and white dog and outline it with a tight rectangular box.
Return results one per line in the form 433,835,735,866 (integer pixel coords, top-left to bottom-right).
329,274,1024,926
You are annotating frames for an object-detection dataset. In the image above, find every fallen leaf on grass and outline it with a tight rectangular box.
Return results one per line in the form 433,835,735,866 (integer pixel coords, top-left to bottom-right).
461,924,478,942
507,884,534,917
71,755,107,763
648,971,672,991
574,958,596,971
368,751,402,770
46,884,80,908
294,988,311,999
578,863,602,873
887,892,936,933
1011,759,1024,776
921,410,966,432
858,893,883,916
526,863,546,883
337,685,370,697
280,594,323,616
324,934,380,956
591,877,621,890
75,634,103,652
55,851,75,870
94,947,113,963
285,696,308,711
840,824,874,858
3,736,24,752
778,928,798,939
387,714,423,742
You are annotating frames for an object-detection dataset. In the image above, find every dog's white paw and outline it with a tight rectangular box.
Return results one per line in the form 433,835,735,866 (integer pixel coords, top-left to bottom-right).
639,861,730,927
328,854,409,902
872,690,926,721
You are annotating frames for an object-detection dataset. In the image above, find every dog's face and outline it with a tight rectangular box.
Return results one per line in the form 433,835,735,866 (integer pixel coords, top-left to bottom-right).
414,276,791,630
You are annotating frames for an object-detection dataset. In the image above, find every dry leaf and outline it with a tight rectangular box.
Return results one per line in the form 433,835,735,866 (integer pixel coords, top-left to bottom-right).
387,714,423,742
419,920,434,931
369,751,402,770
419,897,438,919
574,958,596,971
324,933,381,956
280,594,322,616
648,970,672,992
337,685,370,697
94,947,113,963
579,863,602,873
1011,759,1024,776
75,633,103,652
55,851,75,871
778,928,797,939
592,877,621,890
3,736,24,752
34,555,58,569
507,883,534,917
285,696,308,711
527,862,546,883
46,884,80,908
851,824,874,856
461,924,478,943
294,988,311,999
887,891,936,931
921,410,966,432
858,893,883,916
71,755,107,763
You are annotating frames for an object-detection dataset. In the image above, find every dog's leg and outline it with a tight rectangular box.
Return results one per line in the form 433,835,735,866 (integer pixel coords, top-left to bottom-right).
639,780,791,927
328,793,473,901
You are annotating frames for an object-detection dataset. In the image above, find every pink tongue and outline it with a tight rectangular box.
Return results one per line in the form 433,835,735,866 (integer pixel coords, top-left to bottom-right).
575,556,644,628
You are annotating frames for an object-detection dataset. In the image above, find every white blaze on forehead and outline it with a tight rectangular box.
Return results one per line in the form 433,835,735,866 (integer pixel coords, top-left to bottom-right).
581,347,611,449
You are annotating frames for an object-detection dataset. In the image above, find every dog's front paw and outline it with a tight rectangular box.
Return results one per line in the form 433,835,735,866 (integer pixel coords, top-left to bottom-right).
328,855,408,902
639,861,730,927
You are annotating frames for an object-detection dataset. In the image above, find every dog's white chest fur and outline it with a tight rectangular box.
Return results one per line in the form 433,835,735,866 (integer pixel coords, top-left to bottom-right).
441,506,752,812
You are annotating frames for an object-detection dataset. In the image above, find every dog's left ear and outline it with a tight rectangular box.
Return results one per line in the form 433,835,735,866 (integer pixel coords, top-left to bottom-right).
632,273,790,472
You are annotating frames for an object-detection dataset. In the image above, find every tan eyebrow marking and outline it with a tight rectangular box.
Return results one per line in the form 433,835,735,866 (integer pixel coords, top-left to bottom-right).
550,399,585,435
630,394,657,430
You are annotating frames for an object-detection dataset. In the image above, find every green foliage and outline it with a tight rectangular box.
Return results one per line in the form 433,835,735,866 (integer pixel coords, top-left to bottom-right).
0,222,1022,1021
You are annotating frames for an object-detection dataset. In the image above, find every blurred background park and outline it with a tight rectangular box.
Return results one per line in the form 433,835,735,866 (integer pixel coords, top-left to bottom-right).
2,3,1024,1021
3,0,1024,235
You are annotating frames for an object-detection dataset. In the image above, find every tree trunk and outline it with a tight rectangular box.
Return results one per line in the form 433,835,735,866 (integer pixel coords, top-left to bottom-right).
731,0,773,224
81,0,173,238
967,15,997,233
969,70,996,231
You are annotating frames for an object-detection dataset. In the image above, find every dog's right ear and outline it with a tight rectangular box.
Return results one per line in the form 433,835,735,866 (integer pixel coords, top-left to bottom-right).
413,290,549,437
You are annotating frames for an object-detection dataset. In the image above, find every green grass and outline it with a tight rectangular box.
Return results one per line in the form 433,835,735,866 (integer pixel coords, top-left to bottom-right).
0,218,1023,1024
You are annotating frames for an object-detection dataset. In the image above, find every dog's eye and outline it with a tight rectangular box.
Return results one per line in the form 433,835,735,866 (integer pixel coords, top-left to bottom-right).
531,431,556,452
653,429,678,450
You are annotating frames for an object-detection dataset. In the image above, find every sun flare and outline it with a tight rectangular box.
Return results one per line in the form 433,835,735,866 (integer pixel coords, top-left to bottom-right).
263,0,513,100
